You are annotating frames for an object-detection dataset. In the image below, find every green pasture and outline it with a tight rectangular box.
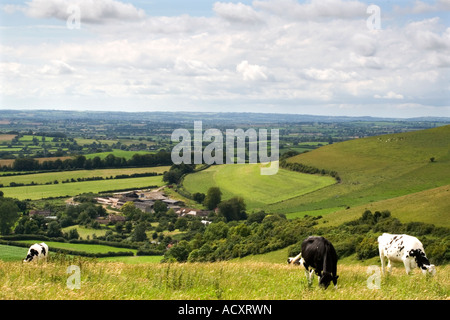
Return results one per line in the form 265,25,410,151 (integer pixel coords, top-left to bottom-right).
0,244,28,262
1,175,165,200
0,166,170,186
182,163,336,211
18,135,42,142
62,225,109,239
85,149,156,160
0,242,161,264
14,240,137,255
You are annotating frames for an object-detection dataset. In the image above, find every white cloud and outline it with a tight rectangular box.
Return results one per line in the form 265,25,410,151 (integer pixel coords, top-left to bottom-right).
253,0,367,20
1,0,449,117
236,61,268,81
213,2,264,24
374,91,404,100
394,0,450,14
8,0,146,24
39,60,76,75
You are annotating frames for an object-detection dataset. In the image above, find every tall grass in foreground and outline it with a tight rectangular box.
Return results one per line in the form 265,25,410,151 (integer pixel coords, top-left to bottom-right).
0,260,448,300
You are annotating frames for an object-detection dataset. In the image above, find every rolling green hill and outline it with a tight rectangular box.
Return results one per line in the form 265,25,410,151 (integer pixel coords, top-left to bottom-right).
266,125,450,226
182,163,336,211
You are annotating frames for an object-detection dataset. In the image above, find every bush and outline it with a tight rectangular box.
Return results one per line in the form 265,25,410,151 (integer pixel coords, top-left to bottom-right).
355,236,379,260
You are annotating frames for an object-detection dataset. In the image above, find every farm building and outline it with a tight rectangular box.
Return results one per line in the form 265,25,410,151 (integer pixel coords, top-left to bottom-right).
96,214,126,225
29,209,52,217
176,208,210,217
96,189,184,214
134,201,154,213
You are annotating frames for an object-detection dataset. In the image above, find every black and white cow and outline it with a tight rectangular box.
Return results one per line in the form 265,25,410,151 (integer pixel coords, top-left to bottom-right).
23,242,49,263
288,236,339,289
378,233,436,275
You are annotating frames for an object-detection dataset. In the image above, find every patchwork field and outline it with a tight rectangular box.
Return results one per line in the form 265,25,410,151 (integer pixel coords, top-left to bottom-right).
0,166,170,185
182,163,337,210
1,175,165,200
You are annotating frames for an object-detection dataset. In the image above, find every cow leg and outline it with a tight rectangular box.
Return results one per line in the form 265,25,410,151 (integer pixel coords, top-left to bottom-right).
402,258,412,275
387,259,393,273
379,252,386,275
305,269,314,286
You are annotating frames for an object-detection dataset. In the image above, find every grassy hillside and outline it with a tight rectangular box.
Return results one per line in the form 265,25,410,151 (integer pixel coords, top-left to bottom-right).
183,163,336,211
322,185,450,228
266,125,450,225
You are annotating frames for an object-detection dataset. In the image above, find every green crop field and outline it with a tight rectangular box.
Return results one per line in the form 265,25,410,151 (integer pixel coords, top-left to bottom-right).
182,163,336,210
0,166,170,186
85,149,156,160
1,175,165,200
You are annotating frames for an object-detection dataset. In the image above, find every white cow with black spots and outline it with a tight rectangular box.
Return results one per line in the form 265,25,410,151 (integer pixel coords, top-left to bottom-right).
378,233,436,275
23,242,49,263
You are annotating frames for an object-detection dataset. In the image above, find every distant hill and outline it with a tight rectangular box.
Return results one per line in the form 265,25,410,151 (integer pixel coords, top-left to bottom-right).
267,125,450,227
1,109,449,124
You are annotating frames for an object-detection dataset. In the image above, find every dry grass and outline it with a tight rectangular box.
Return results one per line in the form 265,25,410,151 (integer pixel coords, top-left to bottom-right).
0,259,448,300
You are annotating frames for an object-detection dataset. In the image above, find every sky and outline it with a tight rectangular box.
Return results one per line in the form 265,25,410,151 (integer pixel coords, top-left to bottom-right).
0,0,449,118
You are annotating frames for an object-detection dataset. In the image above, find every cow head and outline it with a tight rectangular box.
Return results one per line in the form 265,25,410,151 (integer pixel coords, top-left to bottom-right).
423,264,436,276
23,248,39,263
409,248,436,276
319,272,339,289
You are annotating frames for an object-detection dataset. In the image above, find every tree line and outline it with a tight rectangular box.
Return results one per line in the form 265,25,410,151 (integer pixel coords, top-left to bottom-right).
164,209,449,265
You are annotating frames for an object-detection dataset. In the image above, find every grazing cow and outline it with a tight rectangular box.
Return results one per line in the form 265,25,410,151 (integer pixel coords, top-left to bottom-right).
23,242,49,263
378,233,436,275
288,236,339,289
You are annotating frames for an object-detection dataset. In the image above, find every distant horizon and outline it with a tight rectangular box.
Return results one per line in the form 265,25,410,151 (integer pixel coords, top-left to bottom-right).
1,107,449,121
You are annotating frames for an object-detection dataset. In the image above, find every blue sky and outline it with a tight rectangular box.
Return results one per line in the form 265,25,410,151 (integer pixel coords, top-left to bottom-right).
0,0,449,118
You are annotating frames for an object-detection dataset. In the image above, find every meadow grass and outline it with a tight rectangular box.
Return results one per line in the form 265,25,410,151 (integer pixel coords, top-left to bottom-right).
183,163,336,211
0,260,448,300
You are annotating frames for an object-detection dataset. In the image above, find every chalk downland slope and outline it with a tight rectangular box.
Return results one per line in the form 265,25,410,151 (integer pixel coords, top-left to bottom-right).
266,125,450,225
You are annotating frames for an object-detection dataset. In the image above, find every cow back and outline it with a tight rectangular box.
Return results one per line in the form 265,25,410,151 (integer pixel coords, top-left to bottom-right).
301,236,337,274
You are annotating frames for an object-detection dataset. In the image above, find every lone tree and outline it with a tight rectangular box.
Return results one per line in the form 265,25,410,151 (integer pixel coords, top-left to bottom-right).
0,198,20,235
132,222,148,242
218,196,247,222
203,187,222,210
